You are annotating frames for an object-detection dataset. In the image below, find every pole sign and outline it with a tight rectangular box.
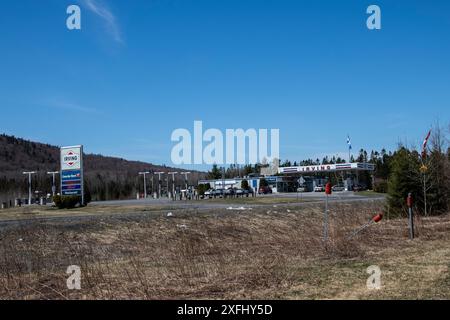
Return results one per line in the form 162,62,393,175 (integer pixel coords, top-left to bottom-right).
60,145,84,204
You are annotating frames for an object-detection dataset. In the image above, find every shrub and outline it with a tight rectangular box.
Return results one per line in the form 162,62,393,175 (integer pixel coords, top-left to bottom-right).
53,195,83,209
197,183,212,196
374,181,388,193
197,184,206,196
387,147,422,217
241,179,249,190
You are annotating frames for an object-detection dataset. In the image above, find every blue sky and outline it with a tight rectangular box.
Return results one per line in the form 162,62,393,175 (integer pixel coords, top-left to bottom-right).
0,0,449,170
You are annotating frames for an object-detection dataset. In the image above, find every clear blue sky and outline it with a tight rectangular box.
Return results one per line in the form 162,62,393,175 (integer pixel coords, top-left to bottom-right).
0,0,449,170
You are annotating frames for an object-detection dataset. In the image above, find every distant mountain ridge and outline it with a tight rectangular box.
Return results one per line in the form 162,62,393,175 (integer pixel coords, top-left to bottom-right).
0,134,204,202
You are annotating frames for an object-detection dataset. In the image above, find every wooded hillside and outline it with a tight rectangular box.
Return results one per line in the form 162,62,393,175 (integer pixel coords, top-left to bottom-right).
0,134,205,202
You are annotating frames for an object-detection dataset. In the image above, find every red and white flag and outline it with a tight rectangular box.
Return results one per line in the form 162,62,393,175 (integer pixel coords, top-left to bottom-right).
422,129,432,158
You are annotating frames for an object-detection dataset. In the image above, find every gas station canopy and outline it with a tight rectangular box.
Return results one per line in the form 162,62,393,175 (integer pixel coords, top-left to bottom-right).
278,162,375,175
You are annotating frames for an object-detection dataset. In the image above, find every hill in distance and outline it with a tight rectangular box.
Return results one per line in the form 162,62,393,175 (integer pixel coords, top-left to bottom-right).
0,134,205,202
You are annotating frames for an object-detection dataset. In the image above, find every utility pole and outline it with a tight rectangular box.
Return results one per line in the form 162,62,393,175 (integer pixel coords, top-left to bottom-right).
138,171,150,198
155,172,164,198
168,172,178,200
47,171,59,197
23,171,36,205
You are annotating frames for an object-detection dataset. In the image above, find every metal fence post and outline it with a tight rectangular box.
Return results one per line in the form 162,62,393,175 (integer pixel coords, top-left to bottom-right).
407,193,414,239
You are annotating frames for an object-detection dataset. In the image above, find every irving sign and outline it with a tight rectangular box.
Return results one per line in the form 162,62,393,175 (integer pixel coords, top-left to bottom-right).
60,145,84,204
61,148,81,170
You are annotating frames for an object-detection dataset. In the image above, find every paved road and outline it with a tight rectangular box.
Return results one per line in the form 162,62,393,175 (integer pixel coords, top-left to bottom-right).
0,192,385,228
91,191,384,207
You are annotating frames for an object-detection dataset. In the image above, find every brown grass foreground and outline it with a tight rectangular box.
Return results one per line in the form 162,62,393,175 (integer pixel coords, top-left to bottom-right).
0,201,449,299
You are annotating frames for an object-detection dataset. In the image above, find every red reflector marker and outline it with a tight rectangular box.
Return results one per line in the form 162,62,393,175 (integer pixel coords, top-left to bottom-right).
325,182,332,195
407,193,413,208
372,213,383,223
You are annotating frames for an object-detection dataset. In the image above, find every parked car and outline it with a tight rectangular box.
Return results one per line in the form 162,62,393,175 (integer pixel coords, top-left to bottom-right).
332,185,346,192
258,186,272,194
235,188,244,196
314,185,325,192
224,188,235,196
239,188,253,197
204,189,214,198
213,189,225,197
353,185,367,192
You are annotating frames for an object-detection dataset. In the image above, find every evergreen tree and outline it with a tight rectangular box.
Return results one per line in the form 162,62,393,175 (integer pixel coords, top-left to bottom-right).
259,178,269,187
207,164,222,179
241,179,249,190
387,147,422,216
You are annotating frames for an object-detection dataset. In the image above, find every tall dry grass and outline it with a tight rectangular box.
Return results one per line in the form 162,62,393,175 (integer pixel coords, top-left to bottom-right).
0,200,447,299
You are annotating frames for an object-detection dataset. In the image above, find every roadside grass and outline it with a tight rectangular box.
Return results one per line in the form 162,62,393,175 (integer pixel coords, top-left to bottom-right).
356,191,387,198
0,204,183,221
0,201,448,300
0,197,315,221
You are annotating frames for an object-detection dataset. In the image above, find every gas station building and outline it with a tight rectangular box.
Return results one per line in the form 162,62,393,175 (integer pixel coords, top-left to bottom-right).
198,162,375,193
276,162,376,192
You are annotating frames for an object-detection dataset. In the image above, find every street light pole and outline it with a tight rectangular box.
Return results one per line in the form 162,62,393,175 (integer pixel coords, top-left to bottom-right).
168,172,178,200
23,171,36,205
151,175,154,197
154,172,164,198
181,172,191,191
166,177,169,197
222,166,226,198
47,171,59,197
138,171,150,198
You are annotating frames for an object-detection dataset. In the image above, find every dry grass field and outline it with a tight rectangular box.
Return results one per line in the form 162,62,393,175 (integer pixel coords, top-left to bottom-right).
0,200,448,300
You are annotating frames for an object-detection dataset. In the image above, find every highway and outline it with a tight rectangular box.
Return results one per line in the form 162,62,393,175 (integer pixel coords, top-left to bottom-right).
90,191,385,207
0,192,385,228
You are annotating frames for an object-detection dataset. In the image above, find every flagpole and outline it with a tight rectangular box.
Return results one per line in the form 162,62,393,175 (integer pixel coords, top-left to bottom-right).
347,135,352,163
421,156,428,216
421,128,432,216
